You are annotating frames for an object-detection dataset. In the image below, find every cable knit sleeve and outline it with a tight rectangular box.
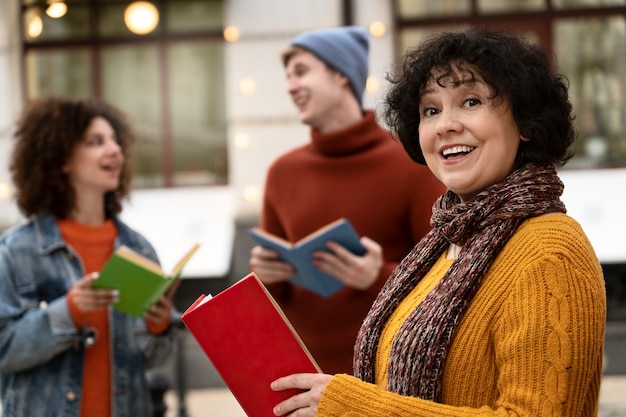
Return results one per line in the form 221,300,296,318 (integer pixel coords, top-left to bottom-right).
316,215,606,416
490,252,605,416
317,374,497,416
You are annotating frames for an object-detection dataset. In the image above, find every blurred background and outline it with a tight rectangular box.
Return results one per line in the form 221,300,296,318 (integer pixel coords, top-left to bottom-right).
0,0,625,414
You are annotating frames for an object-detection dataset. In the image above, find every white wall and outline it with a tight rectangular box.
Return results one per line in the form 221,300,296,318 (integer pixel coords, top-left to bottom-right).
120,186,235,279
559,168,626,264
0,0,23,230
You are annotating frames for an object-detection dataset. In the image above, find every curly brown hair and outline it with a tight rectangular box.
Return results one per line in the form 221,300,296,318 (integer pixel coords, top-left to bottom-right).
384,29,575,168
10,97,136,218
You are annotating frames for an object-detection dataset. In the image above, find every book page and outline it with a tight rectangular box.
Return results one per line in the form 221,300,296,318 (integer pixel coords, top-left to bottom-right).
198,294,213,307
170,243,201,278
116,246,164,275
295,218,347,247
249,228,293,248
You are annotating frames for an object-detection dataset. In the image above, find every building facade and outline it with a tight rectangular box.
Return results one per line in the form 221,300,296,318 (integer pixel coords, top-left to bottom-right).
1,0,625,380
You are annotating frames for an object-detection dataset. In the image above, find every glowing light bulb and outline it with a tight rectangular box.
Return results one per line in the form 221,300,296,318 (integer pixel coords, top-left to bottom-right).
239,78,256,96
224,26,240,42
46,2,67,18
243,185,261,203
28,13,43,38
234,133,252,149
366,76,380,93
369,21,386,38
0,182,13,200
124,1,159,35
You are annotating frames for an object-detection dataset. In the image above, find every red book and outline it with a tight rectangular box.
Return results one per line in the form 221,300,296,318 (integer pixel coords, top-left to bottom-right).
181,272,322,417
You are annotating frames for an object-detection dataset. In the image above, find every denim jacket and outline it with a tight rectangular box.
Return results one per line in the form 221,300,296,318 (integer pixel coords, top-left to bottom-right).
0,212,174,417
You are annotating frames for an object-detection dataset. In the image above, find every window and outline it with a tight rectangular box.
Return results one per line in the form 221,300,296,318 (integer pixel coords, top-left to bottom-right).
393,0,626,169
21,0,227,187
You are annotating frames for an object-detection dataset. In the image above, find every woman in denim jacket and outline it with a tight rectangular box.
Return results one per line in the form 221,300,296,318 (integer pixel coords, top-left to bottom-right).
0,97,174,417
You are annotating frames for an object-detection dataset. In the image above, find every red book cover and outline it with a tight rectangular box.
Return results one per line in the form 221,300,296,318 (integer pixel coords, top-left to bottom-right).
181,272,322,417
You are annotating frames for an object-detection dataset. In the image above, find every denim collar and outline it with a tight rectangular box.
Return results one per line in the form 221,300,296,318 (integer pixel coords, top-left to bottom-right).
33,212,68,255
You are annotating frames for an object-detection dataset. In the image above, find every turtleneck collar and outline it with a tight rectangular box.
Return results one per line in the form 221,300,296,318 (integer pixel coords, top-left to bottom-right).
310,110,386,156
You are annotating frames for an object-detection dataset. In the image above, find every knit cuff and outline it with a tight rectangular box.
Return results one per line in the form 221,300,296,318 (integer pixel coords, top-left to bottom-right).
146,317,171,335
318,374,383,415
318,374,449,416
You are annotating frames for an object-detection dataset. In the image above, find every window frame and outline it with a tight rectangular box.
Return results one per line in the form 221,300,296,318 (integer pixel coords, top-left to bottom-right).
19,0,227,187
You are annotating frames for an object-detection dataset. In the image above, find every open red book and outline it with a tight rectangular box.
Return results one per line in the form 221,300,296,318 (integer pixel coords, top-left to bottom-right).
181,272,322,417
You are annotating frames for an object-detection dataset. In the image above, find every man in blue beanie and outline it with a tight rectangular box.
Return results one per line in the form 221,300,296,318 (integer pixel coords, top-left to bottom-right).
248,26,445,374
290,26,369,105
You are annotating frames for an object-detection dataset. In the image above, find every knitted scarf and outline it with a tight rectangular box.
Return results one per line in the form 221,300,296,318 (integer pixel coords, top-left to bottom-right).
353,163,566,401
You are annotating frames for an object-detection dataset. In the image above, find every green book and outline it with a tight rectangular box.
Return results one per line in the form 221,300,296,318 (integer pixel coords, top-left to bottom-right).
93,243,200,317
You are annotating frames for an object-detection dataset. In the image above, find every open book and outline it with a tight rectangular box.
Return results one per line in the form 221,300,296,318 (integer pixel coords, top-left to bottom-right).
248,218,366,297
181,273,321,417
93,243,200,317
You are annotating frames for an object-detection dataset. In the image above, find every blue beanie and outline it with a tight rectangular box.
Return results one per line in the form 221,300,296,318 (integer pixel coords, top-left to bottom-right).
291,26,369,105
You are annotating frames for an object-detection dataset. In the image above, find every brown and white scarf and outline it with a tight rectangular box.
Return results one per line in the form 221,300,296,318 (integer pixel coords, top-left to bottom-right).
353,163,566,401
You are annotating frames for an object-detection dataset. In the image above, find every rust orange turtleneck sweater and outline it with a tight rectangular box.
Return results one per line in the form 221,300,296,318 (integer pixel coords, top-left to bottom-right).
260,111,445,373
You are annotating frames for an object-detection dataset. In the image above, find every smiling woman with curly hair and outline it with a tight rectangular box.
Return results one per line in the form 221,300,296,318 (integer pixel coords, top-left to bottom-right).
269,30,605,417
10,97,135,218
0,97,174,417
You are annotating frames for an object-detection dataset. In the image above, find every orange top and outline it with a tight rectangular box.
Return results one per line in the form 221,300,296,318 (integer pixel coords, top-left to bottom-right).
60,219,116,417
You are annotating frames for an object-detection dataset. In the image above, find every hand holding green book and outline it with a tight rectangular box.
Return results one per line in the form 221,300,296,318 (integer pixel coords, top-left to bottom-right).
93,243,200,317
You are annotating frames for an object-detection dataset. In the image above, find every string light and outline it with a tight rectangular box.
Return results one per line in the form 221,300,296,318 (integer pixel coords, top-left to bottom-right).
366,76,380,93
0,182,12,200
46,1,67,18
239,78,256,96
27,10,43,38
234,133,252,149
243,185,261,203
124,1,159,35
224,26,240,42
369,21,386,38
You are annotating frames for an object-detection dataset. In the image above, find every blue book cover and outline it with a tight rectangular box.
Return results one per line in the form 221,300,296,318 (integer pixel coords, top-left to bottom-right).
248,218,366,297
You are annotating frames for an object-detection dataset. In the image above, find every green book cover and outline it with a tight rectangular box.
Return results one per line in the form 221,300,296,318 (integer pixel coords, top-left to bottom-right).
93,243,200,317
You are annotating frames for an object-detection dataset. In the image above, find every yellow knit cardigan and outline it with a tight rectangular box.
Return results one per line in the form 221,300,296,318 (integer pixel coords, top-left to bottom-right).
318,214,606,416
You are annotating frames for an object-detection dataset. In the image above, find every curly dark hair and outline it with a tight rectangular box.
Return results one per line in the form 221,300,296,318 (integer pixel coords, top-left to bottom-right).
10,97,136,218
383,29,575,167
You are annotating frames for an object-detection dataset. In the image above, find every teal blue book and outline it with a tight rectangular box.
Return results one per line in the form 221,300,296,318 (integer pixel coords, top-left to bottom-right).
248,218,366,298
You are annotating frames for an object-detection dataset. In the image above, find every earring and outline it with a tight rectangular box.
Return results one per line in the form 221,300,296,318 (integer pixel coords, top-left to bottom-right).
520,135,530,142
